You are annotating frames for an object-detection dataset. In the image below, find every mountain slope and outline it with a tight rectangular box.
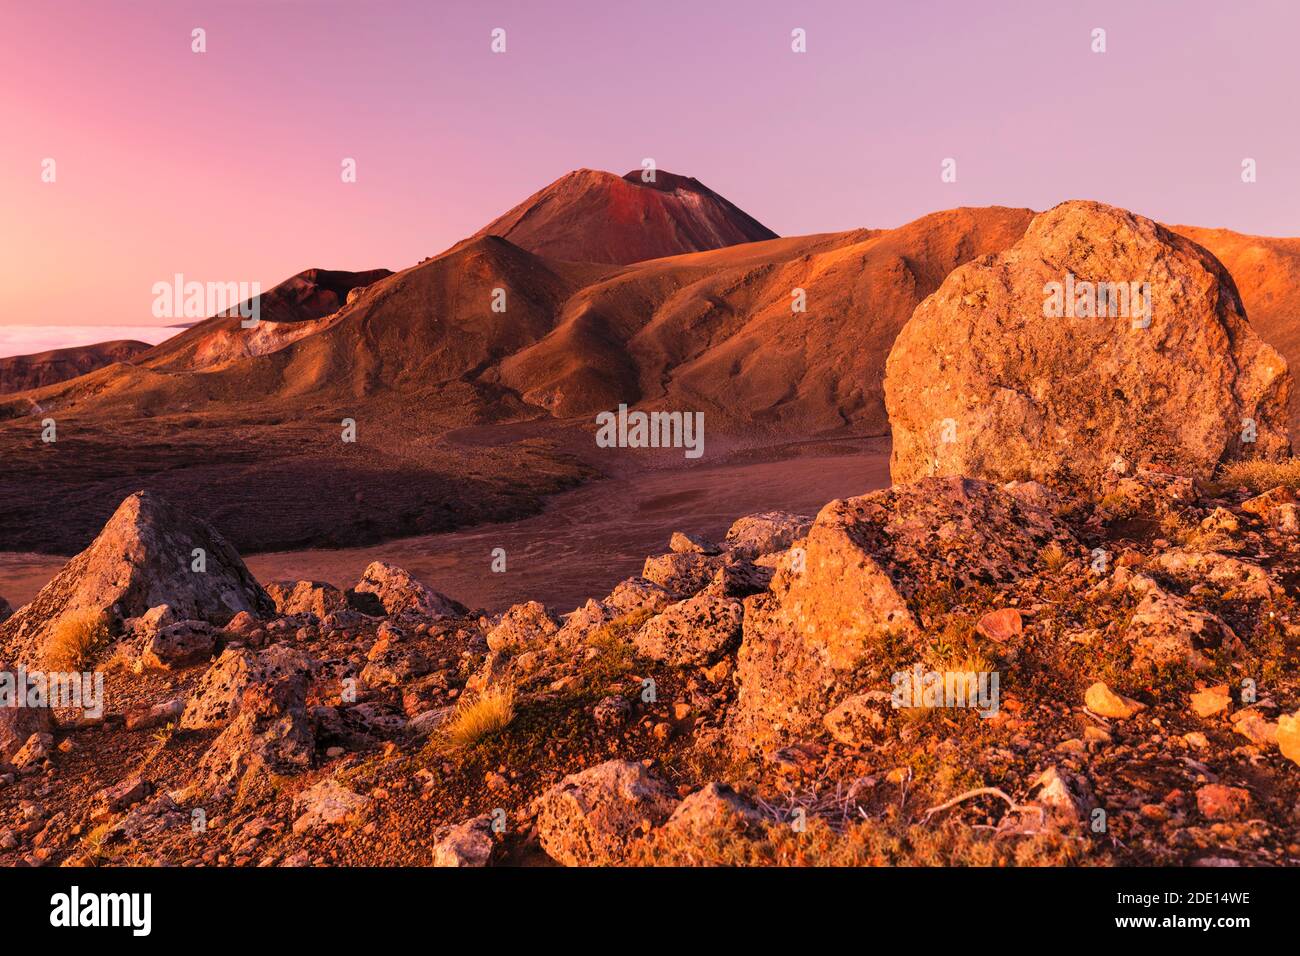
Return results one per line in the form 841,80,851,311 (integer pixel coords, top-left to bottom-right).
1172,226,1300,434
0,340,151,394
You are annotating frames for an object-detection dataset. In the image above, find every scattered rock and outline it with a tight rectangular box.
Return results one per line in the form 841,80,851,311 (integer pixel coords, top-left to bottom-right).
723,512,812,560
142,620,216,670
1277,709,1300,767
1189,685,1231,719
1196,784,1252,821
822,692,888,746
353,562,463,619
1085,682,1145,720
732,477,1071,751
485,601,559,654
265,580,348,619
976,608,1022,643
1231,709,1279,747
533,760,676,866
431,813,496,867
291,778,373,834
669,531,718,555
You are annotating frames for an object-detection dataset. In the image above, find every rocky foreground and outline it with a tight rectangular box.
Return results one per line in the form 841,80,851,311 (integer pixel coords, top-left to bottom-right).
4,198,1300,867
0,463,1298,868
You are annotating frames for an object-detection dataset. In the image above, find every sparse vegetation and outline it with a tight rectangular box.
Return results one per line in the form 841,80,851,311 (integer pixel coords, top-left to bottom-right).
43,609,110,670
441,683,517,749
1039,541,1068,572
1218,457,1300,493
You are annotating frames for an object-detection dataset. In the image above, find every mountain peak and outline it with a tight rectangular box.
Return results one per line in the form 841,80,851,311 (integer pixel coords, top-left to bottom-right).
473,167,777,265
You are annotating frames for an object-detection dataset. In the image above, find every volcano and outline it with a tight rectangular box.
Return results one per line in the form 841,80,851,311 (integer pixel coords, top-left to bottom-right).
472,168,777,265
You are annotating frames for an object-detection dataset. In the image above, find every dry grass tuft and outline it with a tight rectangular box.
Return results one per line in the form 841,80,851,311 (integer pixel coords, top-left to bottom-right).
44,609,110,670
442,683,517,748
1218,457,1300,494
1038,541,1068,573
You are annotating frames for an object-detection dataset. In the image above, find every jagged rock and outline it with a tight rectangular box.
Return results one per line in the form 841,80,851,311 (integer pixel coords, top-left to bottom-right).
353,562,463,619
1271,503,1300,533
1200,507,1240,534
533,760,676,866
103,792,187,843
11,732,52,771
94,776,154,817
141,620,216,670
703,559,774,599
633,592,742,667
1084,681,1145,720
1147,549,1277,601
723,511,812,560
669,531,718,554
291,778,372,834
1241,486,1295,516
485,601,559,653
1098,469,1196,517
730,477,1071,751
592,695,632,729
555,599,613,645
641,552,718,598
885,201,1291,491
406,707,452,737
181,645,316,730
0,491,273,667
200,672,315,797
126,604,176,640
432,813,496,867
265,580,347,620
605,577,672,617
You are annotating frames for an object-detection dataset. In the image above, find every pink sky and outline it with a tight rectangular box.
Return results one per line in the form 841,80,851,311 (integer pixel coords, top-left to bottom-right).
3,0,1298,331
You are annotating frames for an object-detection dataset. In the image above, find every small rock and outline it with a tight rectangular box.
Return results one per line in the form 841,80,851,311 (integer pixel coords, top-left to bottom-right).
291,778,373,834
1190,685,1231,719
1085,681,1145,720
975,608,1022,643
1196,784,1251,821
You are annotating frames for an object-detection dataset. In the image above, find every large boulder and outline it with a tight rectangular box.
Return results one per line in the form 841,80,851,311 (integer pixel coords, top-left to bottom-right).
533,760,676,866
730,477,1073,752
0,491,273,667
885,201,1291,491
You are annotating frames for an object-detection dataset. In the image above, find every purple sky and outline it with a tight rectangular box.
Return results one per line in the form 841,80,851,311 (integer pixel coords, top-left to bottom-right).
3,0,1298,334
